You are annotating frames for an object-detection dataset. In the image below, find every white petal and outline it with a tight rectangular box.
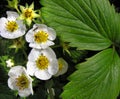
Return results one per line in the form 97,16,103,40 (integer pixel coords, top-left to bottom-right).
48,59,58,75
0,31,19,39
8,78,17,90
29,43,42,49
8,30,25,39
47,27,56,40
25,29,34,42
26,61,37,76
29,40,54,49
41,47,56,59
35,24,47,30
8,66,26,77
17,20,26,31
28,49,40,61
6,11,19,18
41,41,54,49
28,48,56,61
18,87,33,97
33,24,38,29
1,31,15,39
7,16,16,22
0,18,7,31
35,70,52,80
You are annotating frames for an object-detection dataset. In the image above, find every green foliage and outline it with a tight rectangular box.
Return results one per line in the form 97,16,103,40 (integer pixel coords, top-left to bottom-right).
40,0,120,99
0,85,16,99
61,49,120,99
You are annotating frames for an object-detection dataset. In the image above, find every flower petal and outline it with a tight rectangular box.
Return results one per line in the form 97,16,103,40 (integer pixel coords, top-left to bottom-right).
40,41,54,49
6,11,19,18
26,61,37,76
18,87,33,97
29,43,42,49
29,41,54,49
25,29,34,42
48,59,58,75
47,27,56,40
41,47,57,59
29,2,34,9
35,70,52,80
8,78,17,90
0,18,7,31
35,24,47,30
28,49,40,61
17,20,26,32
8,66,26,77
20,5,25,13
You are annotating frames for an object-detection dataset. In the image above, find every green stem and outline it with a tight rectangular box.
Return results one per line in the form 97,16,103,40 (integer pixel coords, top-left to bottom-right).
22,48,28,60
48,87,54,99
15,6,20,14
20,97,26,99
51,45,61,49
46,79,55,99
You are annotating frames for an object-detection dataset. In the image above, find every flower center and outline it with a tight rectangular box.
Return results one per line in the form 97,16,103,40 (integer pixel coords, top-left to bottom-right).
34,31,48,43
6,21,18,32
16,74,29,90
36,55,49,70
24,9,33,19
58,60,63,71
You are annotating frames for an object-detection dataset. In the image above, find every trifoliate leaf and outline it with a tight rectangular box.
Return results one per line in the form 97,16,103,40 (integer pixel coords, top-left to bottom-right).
61,48,120,99
40,0,120,50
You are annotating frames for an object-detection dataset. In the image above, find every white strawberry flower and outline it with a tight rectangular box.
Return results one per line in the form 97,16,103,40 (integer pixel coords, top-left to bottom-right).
6,59,14,68
0,11,26,39
25,24,56,49
8,66,33,97
54,58,68,76
26,47,58,80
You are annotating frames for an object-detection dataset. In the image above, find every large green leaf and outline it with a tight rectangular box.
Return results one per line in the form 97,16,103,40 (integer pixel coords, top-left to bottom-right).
61,48,120,99
40,0,120,50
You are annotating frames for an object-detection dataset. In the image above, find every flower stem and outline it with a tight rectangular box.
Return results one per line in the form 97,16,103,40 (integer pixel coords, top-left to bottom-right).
51,45,61,49
48,87,54,99
46,79,55,99
20,97,26,99
22,48,28,60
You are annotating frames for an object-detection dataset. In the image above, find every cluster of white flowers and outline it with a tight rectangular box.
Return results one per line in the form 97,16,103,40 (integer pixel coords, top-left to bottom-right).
0,10,68,98
25,23,59,80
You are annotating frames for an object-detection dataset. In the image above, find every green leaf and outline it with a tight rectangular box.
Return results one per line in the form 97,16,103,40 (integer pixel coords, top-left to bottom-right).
40,0,117,50
61,48,120,99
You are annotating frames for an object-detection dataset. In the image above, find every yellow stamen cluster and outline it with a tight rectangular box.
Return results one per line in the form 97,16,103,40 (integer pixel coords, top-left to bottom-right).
23,9,33,19
6,21,18,32
36,55,49,70
34,31,48,43
16,74,29,90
